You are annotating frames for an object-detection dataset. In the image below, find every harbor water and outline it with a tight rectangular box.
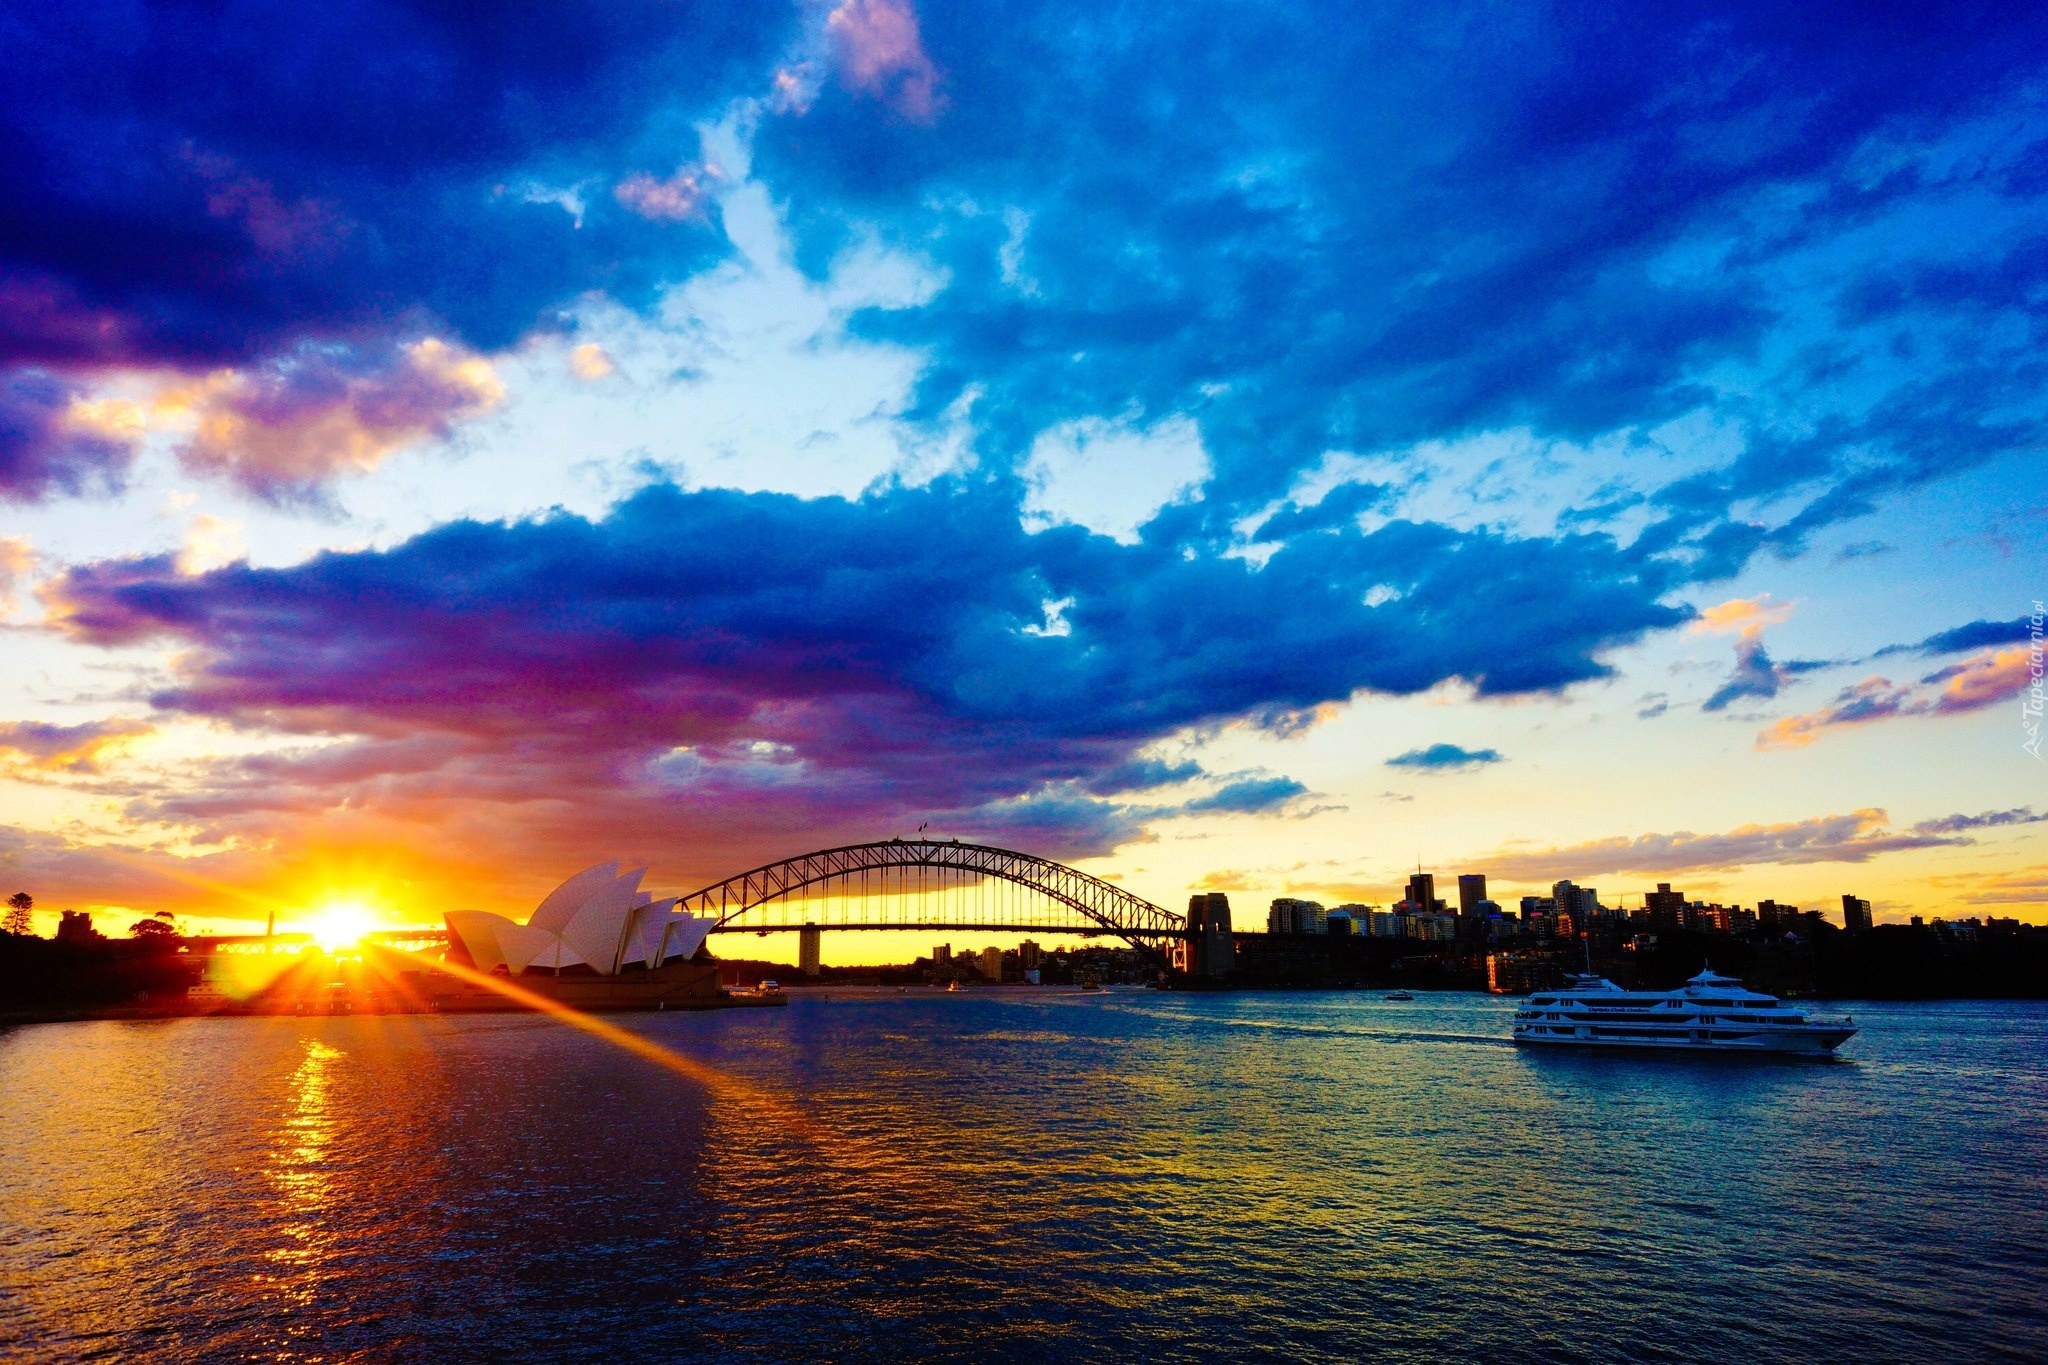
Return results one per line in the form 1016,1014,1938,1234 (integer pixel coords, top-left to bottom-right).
2,991,2042,1361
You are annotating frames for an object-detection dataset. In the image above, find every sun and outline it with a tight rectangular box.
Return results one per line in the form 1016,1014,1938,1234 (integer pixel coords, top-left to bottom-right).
306,902,377,952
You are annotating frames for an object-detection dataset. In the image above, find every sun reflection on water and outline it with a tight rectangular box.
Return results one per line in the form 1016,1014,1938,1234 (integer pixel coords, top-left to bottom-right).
259,1038,344,1310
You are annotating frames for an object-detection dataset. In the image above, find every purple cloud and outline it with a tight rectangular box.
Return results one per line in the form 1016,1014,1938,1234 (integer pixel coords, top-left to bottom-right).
0,371,141,502
43,478,1678,879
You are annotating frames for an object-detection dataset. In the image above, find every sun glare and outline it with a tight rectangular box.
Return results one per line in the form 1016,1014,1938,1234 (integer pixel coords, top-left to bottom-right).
306,902,376,952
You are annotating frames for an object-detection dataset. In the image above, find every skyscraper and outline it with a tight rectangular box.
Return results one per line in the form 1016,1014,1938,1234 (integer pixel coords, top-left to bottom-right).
1407,871,1437,911
1188,892,1235,979
1457,874,1487,917
1842,894,1873,932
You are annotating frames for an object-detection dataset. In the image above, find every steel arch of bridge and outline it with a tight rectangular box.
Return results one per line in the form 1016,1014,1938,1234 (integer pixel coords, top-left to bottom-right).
677,839,1185,955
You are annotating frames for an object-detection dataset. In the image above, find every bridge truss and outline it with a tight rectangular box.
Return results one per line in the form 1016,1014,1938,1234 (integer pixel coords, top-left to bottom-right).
676,839,1186,957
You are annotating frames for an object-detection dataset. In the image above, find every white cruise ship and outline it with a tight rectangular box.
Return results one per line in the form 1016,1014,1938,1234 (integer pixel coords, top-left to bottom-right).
1512,969,1856,1056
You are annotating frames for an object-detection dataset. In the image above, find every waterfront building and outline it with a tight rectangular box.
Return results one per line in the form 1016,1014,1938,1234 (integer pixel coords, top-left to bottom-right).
978,946,1003,981
1369,910,1405,938
933,943,951,964
1329,902,1375,937
1486,953,1562,994
1842,894,1873,932
1406,912,1457,942
1019,940,1043,971
1267,897,1326,935
1326,910,1355,936
1188,892,1235,979
798,924,822,977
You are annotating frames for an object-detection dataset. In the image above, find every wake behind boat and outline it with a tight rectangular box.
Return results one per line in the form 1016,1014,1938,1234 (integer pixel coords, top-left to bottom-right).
1512,968,1856,1056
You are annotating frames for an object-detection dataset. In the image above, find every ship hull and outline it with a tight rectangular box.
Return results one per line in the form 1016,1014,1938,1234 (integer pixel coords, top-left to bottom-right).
1514,1027,1853,1057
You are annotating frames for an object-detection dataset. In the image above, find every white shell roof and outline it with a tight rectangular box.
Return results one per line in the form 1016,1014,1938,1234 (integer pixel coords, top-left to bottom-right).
444,863,704,977
528,862,625,935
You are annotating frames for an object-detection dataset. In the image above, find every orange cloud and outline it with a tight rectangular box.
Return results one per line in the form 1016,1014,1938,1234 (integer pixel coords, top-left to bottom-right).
1929,646,2032,713
1759,647,2033,749
1692,594,1793,634
569,343,615,381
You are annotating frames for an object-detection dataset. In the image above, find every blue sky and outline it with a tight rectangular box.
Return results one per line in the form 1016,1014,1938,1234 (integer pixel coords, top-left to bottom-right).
1,1,2043,946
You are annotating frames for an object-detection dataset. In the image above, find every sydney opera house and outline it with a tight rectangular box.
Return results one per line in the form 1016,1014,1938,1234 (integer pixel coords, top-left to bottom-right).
430,863,726,1010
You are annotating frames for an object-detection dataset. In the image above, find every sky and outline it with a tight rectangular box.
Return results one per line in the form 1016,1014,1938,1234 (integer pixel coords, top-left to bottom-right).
2,0,2044,957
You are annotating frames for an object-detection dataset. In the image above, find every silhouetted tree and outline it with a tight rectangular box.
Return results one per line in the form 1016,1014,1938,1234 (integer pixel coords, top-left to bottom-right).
128,917,179,941
3,892,30,937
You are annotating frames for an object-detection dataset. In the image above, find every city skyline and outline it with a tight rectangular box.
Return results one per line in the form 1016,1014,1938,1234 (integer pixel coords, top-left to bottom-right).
2,2,2045,961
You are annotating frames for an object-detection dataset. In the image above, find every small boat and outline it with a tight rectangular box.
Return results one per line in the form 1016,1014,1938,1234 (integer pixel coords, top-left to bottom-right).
1384,991,1415,1001
946,980,960,992
1513,968,1856,1055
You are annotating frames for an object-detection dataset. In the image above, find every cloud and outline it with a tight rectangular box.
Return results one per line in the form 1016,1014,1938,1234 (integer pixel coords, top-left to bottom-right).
0,1,783,501
0,536,35,613
826,0,943,121
1386,743,1503,772
0,719,154,773
0,371,145,502
40,477,1678,877
1476,807,2011,882
614,164,721,222
1174,776,1309,816
166,339,506,501
569,344,616,381
1934,865,2048,906
1692,596,1793,636
1877,616,2035,657
1909,807,2048,836
1759,648,2032,747
1923,647,2034,711
1757,677,1924,749
751,3,2048,584
1703,629,1788,712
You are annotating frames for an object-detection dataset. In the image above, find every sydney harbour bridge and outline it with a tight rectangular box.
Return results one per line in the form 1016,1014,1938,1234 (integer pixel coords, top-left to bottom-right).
677,838,1222,974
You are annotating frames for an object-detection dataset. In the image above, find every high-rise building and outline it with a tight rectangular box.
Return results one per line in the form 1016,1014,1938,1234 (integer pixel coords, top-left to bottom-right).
798,924,822,977
933,943,951,964
1407,871,1438,912
1018,940,1043,971
1758,900,1796,929
1645,883,1685,928
1842,894,1873,932
1553,881,1602,921
1266,897,1326,934
1457,874,1487,917
1187,892,1235,979
1261,896,1327,941
978,946,1003,982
